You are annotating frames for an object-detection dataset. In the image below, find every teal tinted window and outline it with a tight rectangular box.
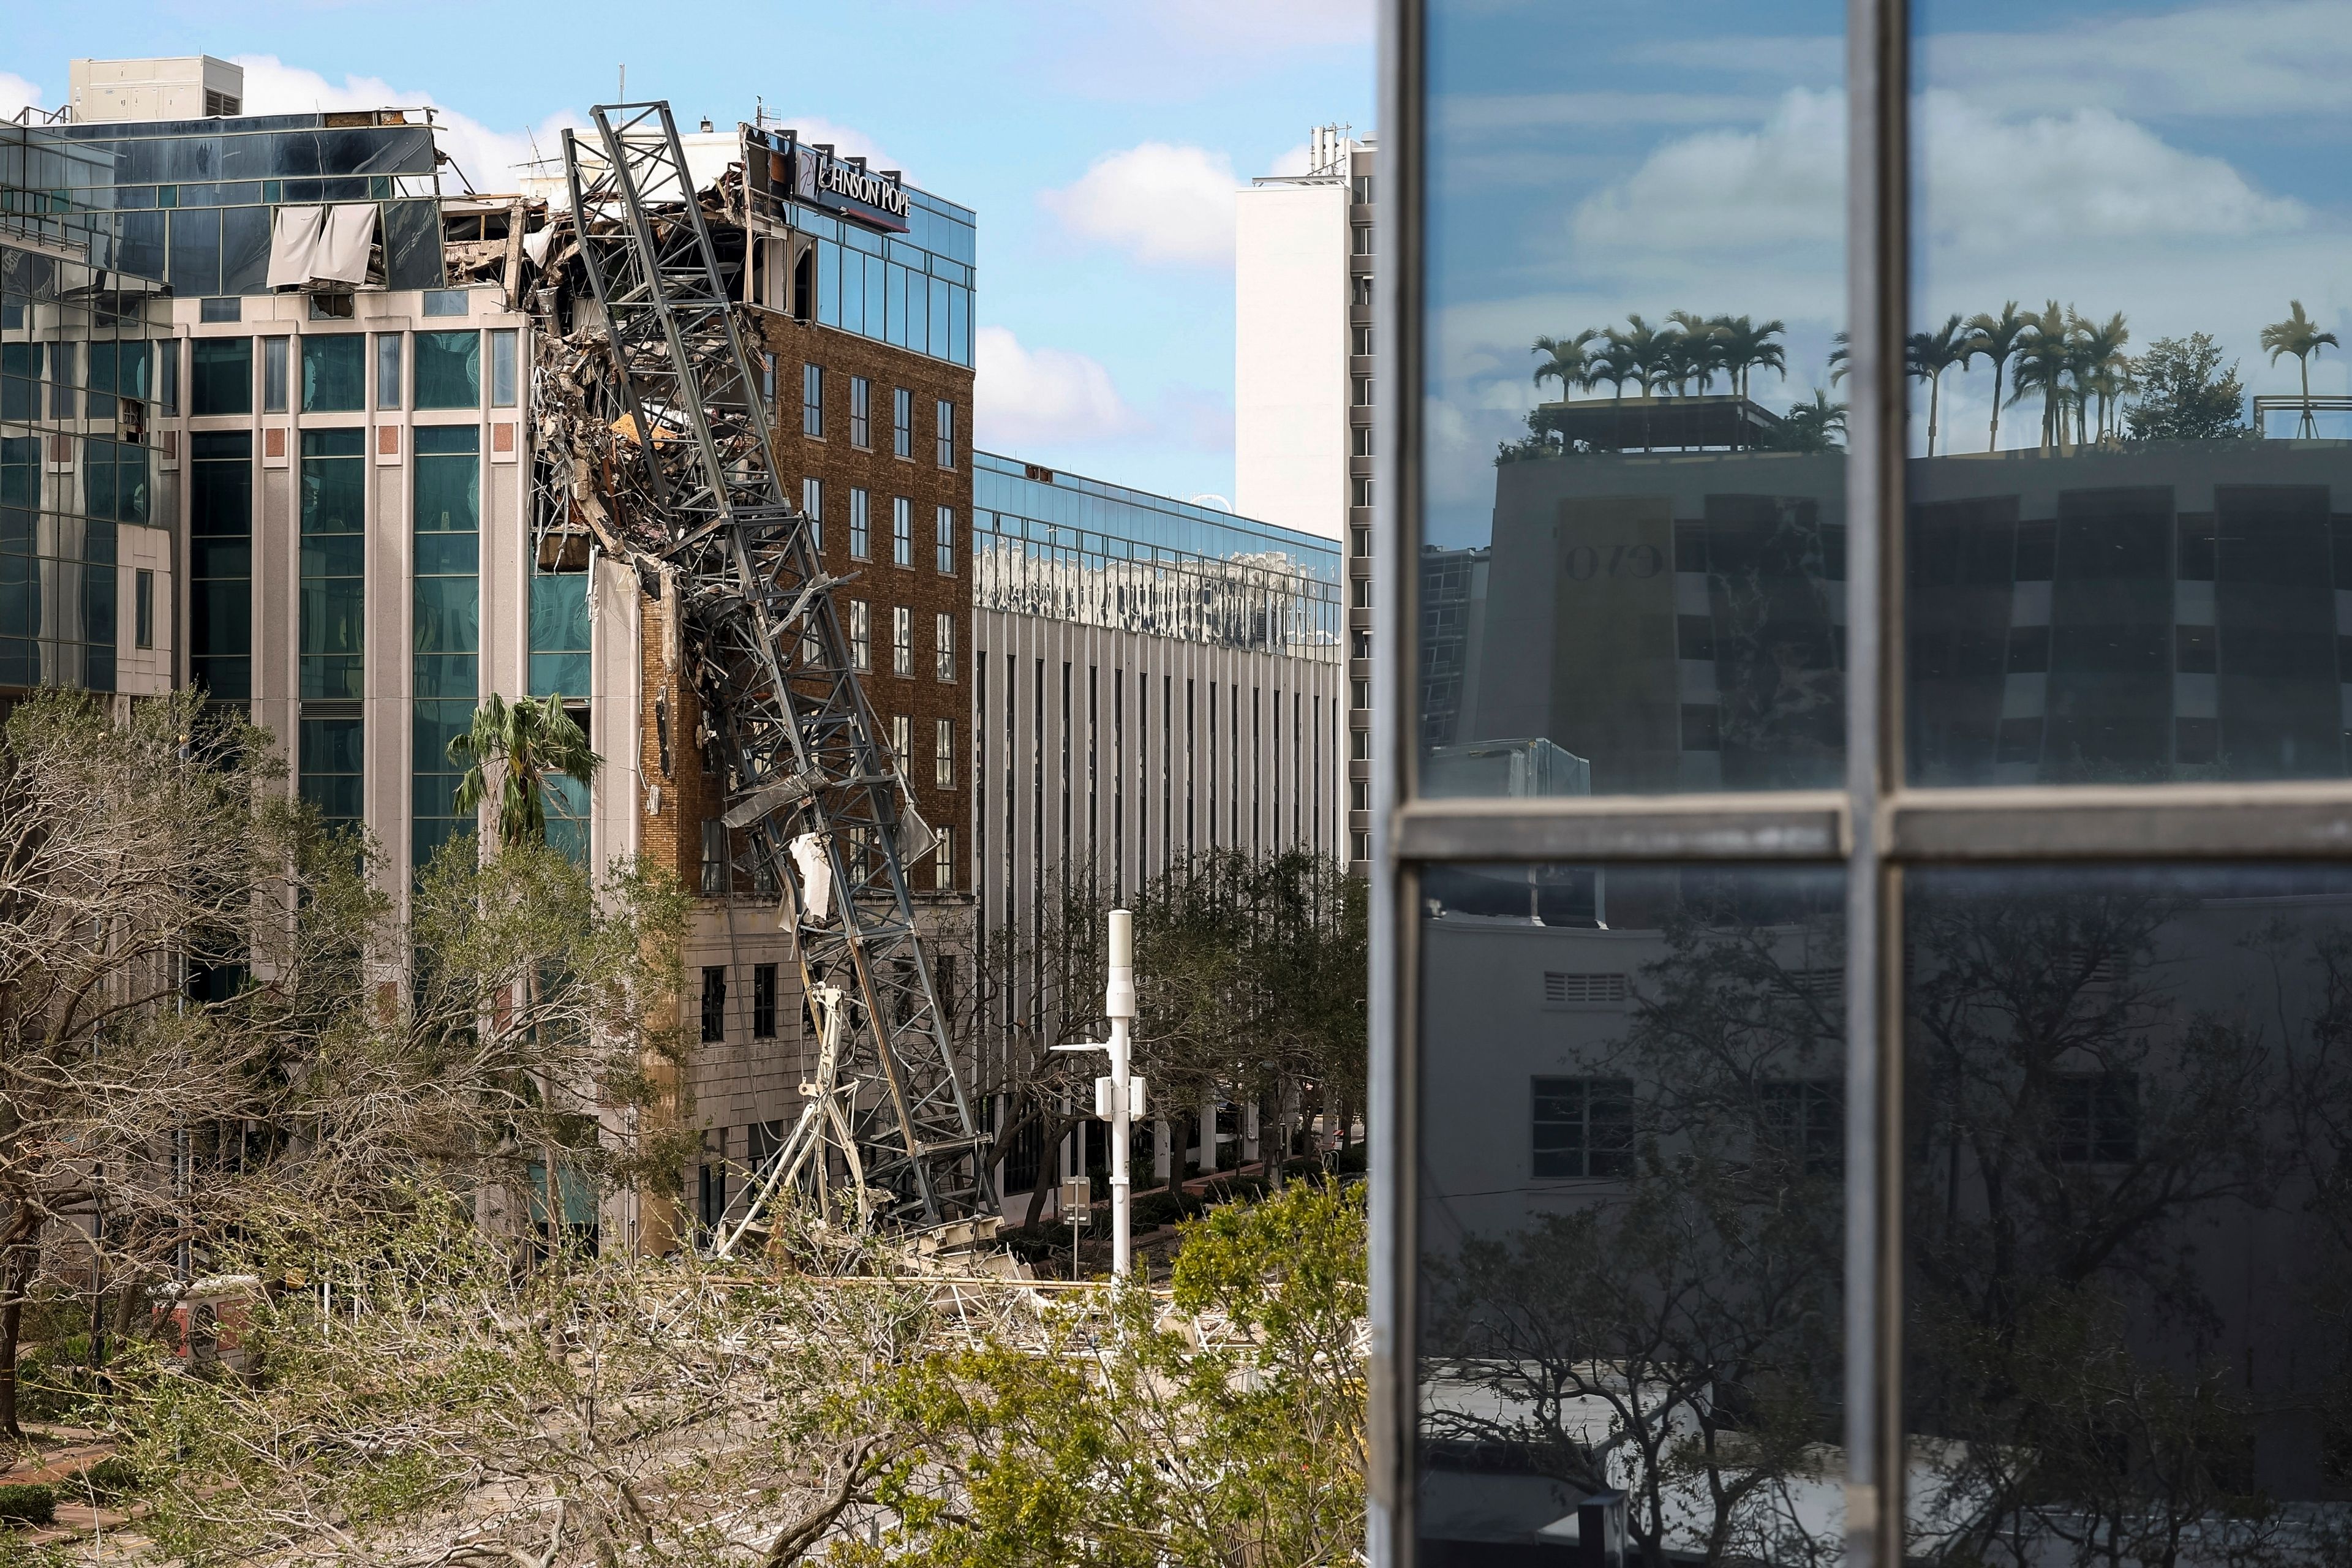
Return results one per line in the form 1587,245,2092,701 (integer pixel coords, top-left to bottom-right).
190,337,251,415
189,430,252,699
301,334,364,412
413,331,481,409
300,428,365,699
412,421,479,869
299,715,363,834
529,570,590,698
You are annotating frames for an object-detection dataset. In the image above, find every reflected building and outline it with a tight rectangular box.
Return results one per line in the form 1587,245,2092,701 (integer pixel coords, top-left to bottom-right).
2,121,174,701
1453,439,2352,791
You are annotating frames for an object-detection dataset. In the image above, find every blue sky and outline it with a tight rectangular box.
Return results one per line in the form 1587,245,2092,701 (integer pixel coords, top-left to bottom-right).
2,0,1377,509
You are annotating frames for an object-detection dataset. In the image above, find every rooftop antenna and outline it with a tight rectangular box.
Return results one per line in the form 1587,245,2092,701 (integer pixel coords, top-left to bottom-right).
617,63,625,102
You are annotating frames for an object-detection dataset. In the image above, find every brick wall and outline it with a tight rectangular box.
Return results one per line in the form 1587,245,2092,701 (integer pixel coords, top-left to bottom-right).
760,309,975,892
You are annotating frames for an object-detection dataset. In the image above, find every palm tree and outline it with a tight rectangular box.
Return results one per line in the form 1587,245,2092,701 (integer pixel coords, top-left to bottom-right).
449,691,603,850
1588,331,1640,404
2071,311,2131,445
1826,330,1850,385
1777,389,1848,451
1907,314,1971,458
1668,311,1728,394
2007,300,2074,453
1620,314,1670,397
1965,301,2033,451
1714,315,1787,401
2262,300,2340,438
1531,329,1599,401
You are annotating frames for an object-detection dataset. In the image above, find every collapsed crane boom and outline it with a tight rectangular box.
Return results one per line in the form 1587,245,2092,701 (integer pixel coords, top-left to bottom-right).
552,102,990,1227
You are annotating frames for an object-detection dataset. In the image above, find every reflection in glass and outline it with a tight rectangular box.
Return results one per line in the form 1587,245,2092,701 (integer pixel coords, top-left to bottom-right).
1419,1,1847,796
1416,864,1844,1564
1905,865,2352,1561
1909,0,2352,786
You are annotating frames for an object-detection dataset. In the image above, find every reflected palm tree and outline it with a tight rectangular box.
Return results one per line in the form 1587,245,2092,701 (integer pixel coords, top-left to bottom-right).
2007,301,2075,454
1714,314,1787,402
1826,330,1849,386
1668,310,1728,394
1909,314,1971,458
1965,301,2033,452
1778,388,1847,451
2070,310,2131,448
1532,329,1599,402
1589,330,1640,405
1621,314,1670,397
2261,299,2340,439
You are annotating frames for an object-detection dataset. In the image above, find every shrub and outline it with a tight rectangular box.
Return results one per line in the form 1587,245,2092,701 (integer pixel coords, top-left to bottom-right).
0,1483,56,1525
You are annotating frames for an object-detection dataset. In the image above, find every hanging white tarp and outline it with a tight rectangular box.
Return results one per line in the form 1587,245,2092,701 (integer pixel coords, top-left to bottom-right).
265,203,379,289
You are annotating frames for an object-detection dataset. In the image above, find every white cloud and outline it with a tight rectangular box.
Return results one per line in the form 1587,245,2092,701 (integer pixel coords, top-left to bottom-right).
1039,142,1240,267
1265,142,1315,178
975,326,1139,450
0,72,47,122
1567,88,1845,260
1150,0,1373,53
1931,0,2352,120
232,55,582,194
1918,91,2307,251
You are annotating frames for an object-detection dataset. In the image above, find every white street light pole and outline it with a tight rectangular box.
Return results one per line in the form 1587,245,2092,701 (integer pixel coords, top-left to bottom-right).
1104,908,1136,1281
1052,907,1145,1280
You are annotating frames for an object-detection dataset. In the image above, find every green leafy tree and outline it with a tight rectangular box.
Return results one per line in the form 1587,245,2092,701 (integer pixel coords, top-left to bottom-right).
848,1180,1367,1568
2261,298,2340,438
448,691,601,850
2124,333,2248,443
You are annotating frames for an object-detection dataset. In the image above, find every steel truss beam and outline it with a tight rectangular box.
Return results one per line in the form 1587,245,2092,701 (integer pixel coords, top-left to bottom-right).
560,102,990,1226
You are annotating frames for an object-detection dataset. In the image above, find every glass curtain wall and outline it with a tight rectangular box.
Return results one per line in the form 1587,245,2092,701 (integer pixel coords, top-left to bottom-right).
1381,3,2352,1568
1,234,164,693
187,431,252,699
527,568,591,864
412,426,479,869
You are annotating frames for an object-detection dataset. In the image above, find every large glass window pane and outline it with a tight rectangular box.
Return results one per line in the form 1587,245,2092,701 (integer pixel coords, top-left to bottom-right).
302,334,363,412
300,428,365,700
413,331,480,410
1416,862,1845,1564
190,337,251,417
1909,0,2352,786
1415,2,1847,795
1904,864,2352,1556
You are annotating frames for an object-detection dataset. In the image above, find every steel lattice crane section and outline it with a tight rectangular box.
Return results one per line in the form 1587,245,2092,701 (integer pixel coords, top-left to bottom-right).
560,102,990,1226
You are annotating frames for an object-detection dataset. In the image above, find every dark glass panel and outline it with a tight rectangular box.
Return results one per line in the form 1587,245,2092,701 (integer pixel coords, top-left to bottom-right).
1416,0,1847,795
1906,865,2352,1557
219,205,271,295
1416,862,1845,1564
189,337,251,417
164,206,219,298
